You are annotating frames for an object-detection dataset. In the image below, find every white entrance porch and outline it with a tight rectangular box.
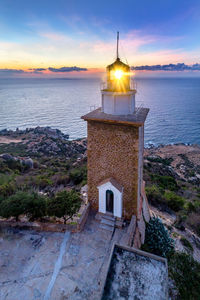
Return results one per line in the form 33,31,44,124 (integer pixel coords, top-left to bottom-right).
97,178,123,218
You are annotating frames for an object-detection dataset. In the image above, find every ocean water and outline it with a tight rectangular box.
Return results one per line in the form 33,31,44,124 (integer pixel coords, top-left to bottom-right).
0,77,200,146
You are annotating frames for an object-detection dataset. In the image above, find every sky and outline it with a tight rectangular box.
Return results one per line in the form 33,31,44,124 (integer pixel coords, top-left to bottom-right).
0,0,200,77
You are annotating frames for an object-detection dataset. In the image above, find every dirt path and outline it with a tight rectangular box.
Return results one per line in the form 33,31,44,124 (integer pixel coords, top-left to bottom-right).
0,137,22,144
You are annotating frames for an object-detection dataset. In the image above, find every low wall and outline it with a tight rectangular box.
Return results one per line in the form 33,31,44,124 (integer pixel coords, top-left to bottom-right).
77,202,90,231
0,220,77,233
0,203,90,233
120,215,136,247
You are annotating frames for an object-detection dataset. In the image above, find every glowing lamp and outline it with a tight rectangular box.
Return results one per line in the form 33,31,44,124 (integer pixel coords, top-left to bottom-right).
114,70,123,79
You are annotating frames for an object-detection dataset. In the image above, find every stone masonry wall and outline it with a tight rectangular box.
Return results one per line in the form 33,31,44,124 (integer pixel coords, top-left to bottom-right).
87,120,140,219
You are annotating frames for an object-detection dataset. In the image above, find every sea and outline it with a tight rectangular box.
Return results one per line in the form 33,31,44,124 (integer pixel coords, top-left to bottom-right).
0,77,200,146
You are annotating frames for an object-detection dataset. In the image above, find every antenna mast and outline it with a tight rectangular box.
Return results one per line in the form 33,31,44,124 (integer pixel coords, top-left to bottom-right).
117,31,119,59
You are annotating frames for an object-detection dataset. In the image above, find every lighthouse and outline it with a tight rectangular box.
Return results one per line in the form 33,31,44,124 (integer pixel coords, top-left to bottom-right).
82,33,149,233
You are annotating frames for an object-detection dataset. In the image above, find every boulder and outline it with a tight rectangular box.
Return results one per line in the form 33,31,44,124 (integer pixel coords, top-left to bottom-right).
22,158,34,169
0,153,14,161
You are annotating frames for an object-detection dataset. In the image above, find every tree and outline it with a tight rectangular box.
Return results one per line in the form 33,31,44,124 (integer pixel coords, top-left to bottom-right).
0,191,47,221
0,191,30,221
168,252,200,299
142,217,174,258
25,192,47,221
69,166,87,185
48,190,81,224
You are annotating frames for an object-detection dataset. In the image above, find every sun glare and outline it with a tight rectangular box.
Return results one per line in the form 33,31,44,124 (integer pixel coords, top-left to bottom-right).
114,70,123,79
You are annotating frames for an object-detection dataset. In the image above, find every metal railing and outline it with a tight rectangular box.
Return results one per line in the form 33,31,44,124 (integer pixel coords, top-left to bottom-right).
135,101,144,114
100,78,136,91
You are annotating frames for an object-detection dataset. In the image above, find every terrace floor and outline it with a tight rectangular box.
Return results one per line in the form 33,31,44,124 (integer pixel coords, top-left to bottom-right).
0,213,126,300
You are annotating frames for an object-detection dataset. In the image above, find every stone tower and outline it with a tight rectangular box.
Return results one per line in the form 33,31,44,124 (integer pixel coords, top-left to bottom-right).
82,33,149,223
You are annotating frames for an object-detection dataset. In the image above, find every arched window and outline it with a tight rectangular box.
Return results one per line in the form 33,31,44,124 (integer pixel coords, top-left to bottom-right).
106,190,114,213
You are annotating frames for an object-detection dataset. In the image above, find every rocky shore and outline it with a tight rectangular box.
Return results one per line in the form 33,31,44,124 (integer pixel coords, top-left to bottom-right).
144,143,200,184
0,126,87,158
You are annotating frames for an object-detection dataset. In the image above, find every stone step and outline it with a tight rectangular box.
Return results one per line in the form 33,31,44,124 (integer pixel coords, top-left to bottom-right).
115,219,124,228
99,223,114,232
101,218,115,227
102,214,115,222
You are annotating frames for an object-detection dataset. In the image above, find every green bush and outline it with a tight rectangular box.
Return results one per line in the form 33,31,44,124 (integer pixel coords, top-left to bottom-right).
25,192,47,221
0,174,15,185
164,191,185,211
186,212,200,236
184,201,196,213
174,214,186,231
0,191,47,221
0,174,16,197
142,217,174,257
47,190,81,223
194,199,200,209
0,191,30,221
0,183,15,197
5,159,22,171
69,166,87,185
151,174,178,191
52,174,70,186
0,161,10,173
168,252,200,299
146,156,173,166
180,237,193,252
34,175,53,189
145,185,163,205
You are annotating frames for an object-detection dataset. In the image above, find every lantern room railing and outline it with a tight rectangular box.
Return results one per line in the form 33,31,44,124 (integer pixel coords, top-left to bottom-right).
101,78,136,92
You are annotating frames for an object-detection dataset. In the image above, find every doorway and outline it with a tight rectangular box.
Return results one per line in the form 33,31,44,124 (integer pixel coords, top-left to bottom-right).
106,190,114,213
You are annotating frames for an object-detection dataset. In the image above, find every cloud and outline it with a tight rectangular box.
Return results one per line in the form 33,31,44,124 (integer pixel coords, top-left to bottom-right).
0,69,25,74
0,66,88,77
131,63,200,71
48,66,87,72
29,68,46,71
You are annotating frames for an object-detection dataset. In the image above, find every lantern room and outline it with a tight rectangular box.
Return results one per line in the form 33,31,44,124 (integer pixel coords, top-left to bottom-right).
106,57,130,92
101,32,136,115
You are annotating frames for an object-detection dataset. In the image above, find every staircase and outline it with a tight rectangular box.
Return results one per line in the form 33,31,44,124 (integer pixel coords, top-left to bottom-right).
99,214,115,232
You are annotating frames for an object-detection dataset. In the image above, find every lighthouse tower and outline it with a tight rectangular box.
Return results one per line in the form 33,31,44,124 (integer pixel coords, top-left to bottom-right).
82,33,149,230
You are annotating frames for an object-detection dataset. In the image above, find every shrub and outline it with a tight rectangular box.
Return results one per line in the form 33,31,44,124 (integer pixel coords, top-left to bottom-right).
174,214,186,231
168,252,200,299
145,185,163,205
5,159,23,171
0,174,16,197
25,192,47,221
0,174,15,185
142,217,174,257
0,191,30,221
34,175,53,189
146,156,173,166
184,201,196,213
52,174,70,186
164,191,185,211
151,174,178,191
0,161,10,173
194,199,200,209
186,212,200,236
0,191,47,221
69,166,87,185
0,183,15,197
180,237,193,252
47,190,81,224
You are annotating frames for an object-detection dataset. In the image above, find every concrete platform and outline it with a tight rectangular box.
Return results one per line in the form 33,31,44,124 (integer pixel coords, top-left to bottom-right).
102,244,168,300
0,213,126,300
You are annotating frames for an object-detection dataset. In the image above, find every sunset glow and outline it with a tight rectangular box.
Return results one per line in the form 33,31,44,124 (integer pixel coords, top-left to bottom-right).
0,0,200,77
